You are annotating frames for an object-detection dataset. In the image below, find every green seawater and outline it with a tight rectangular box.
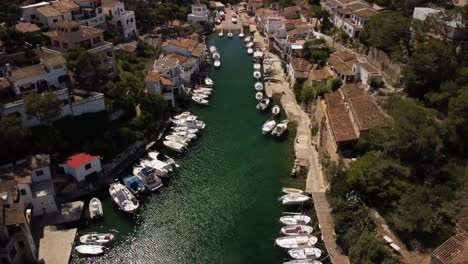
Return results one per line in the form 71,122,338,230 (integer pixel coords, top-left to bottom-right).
74,34,303,264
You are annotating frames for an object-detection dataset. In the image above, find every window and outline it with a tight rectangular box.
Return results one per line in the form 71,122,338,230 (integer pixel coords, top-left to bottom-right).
30,14,37,20
84,164,91,170
92,36,101,44
18,241,25,249
35,170,44,176
53,40,60,47
53,19,58,23
98,7,102,14
9,247,16,260
19,189,27,196
62,42,68,49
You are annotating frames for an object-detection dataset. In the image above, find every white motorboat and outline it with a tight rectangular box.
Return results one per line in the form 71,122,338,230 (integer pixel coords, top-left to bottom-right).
75,245,104,256
165,134,191,145
212,52,221,60
214,60,221,68
256,98,270,110
246,41,254,48
172,115,197,123
239,32,245,38
231,17,237,23
204,77,214,87
253,70,262,80
209,45,217,53
275,235,318,249
288,247,322,260
264,58,273,65
280,215,311,225
281,225,314,236
247,48,253,55
172,126,199,134
109,183,139,213
215,18,221,24
255,82,263,91
89,197,103,219
173,112,195,120
219,32,223,37
282,187,303,194
196,87,214,92
79,233,114,245
279,194,311,205
147,151,178,168
262,119,276,134
134,166,164,190
244,36,251,42
272,120,288,136
192,96,209,105
172,118,205,130
163,140,187,153
192,93,209,99
284,260,322,264
255,92,263,100
227,32,233,38
172,131,197,140
254,63,261,70
193,89,212,96
272,105,280,115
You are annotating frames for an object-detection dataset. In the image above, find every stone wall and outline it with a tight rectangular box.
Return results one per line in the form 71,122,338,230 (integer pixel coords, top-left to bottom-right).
367,47,404,86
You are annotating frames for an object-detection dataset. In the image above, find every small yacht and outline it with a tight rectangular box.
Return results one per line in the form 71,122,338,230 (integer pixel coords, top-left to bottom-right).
212,52,221,60
109,183,139,213
239,32,245,38
192,96,209,105
244,36,251,42
280,215,311,225
256,98,270,110
272,105,280,115
262,119,277,134
204,77,214,87
283,260,322,264
278,194,311,205
209,46,217,53
282,187,303,194
134,166,164,191
214,60,221,68
275,235,318,249
272,120,288,136
123,175,145,195
79,233,114,245
253,70,262,80
288,247,322,260
255,92,263,100
255,82,263,91
163,140,187,153
172,131,197,140
89,198,103,219
253,63,261,70
75,245,104,256
281,225,314,236
247,48,253,55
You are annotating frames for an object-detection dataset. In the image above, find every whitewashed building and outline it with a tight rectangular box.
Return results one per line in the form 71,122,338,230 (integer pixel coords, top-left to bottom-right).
145,70,177,107
187,4,210,24
102,0,137,40
352,62,382,86
153,57,183,86
60,153,102,182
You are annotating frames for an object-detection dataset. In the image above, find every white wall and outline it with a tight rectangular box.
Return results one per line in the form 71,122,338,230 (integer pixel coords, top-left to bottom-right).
31,166,52,183
61,158,102,182
163,45,190,57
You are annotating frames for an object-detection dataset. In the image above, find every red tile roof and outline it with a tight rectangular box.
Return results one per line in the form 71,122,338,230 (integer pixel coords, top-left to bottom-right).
15,22,40,33
432,232,468,264
65,153,99,168
325,91,358,143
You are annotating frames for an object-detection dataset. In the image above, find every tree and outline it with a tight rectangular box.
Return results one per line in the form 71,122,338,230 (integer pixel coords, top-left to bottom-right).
23,92,62,125
300,85,315,103
65,46,106,92
349,232,399,264
0,115,30,163
327,78,342,91
0,0,22,48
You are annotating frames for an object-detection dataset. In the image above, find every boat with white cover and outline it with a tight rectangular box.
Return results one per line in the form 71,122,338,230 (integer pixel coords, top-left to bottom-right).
272,105,280,115
192,96,209,105
254,63,261,70
79,233,114,245
272,120,288,136
255,92,263,100
262,120,276,134
256,98,270,110
204,77,214,87
133,166,164,190
255,82,263,91
288,247,322,260
279,194,311,205
239,32,245,38
212,52,221,60
281,225,314,236
246,41,254,48
284,260,322,264
89,198,103,219
282,187,303,194
275,235,318,249
163,140,187,153
214,60,221,68
75,245,104,256
247,48,253,55
209,46,217,53
253,70,261,80
280,215,311,225
244,36,251,42
109,183,139,213
196,87,214,92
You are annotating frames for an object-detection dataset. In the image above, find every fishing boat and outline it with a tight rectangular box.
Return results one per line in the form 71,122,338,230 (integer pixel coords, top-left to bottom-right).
281,225,314,236
204,77,214,87
212,52,221,60
239,32,245,38
255,82,263,91
254,63,261,70
134,166,164,191
279,194,311,205
280,215,311,225
89,198,103,219
247,48,253,55
163,140,187,153
109,183,139,213
244,36,251,42
214,60,221,68
262,119,277,134
246,41,254,48
253,70,262,80
75,245,104,256
272,105,280,115
272,120,288,136
283,260,322,264
275,235,318,249
256,98,270,110
282,187,303,194
209,46,217,53
192,96,209,105
79,233,114,245
288,247,322,260
123,175,145,195
255,92,263,100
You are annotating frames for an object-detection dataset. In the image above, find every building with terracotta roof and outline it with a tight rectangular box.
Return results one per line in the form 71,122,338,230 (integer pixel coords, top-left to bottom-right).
305,67,334,86
328,50,357,82
21,4,68,29
352,61,382,86
430,232,468,264
162,38,206,82
153,57,183,87
59,153,102,182
145,70,177,107
102,0,137,41
283,6,301,19
288,58,312,85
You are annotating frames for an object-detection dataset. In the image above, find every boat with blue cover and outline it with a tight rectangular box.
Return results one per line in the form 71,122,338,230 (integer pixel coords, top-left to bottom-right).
123,175,145,195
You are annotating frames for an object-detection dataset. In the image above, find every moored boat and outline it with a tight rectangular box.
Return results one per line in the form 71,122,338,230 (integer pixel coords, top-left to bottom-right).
75,245,104,256
256,98,270,110
280,215,311,225
253,70,262,80
89,198,103,219
219,32,223,37
123,175,145,195
79,233,114,245
255,82,263,91
283,260,322,264
109,183,139,213
254,63,261,70
239,32,245,38
204,77,214,87
192,96,209,105
246,41,254,48
163,140,187,153
272,120,288,136
272,105,280,115
275,235,318,249
214,60,221,68
288,247,322,260
209,45,217,53
262,119,276,134
281,225,314,236
227,32,233,38
134,166,164,191
247,48,253,55
212,52,221,60
147,151,178,168
255,92,263,100
279,194,311,205
244,36,251,42
282,187,303,194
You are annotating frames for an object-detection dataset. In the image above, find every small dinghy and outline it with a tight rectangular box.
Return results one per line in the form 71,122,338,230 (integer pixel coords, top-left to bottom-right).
253,70,262,80
123,175,145,195
212,52,221,60
272,105,280,115
279,194,311,205
239,32,245,38
109,183,139,213
288,247,322,260
276,235,318,249
272,120,288,136
214,60,221,68
254,63,261,70
244,36,251,42
192,96,209,105
219,32,223,37
163,140,187,153
282,187,303,194
247,48,253,55
255,82,263,91
281,225,314,236
246,41,254,48
227,32,233,38
280,215,311,225
255,92,263,100
209,45,217,53
256,98,270,110
89,198,103,219
284,260,322,264
79,233,114,245
262,120,277,134
75,245,104,256
204,77,214,87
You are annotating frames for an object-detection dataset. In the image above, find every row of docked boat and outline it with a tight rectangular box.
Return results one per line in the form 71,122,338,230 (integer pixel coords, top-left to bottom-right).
210,45,221,69
276,188,323,264
74,232,115,256
163,111,206,153
192,85,213,106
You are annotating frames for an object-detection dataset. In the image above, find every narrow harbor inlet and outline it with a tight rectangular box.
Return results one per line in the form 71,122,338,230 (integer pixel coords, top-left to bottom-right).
73,34,303,264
